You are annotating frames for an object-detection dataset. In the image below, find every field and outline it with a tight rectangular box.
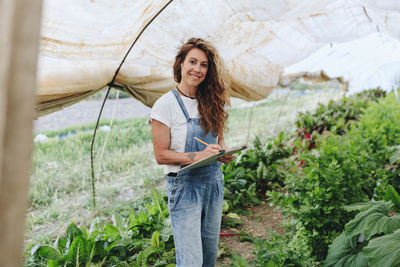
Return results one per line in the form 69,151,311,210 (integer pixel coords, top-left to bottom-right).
26,85,342,251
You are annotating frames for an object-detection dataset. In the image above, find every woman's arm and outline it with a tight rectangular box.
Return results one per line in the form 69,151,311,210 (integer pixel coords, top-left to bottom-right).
151,119,221,165
217,134,234,164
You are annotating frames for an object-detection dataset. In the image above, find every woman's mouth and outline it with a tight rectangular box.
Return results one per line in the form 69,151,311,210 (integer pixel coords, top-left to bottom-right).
190,73,201,80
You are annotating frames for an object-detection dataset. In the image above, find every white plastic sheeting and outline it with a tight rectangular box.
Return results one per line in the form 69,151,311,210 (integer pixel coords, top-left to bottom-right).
36,0,400,115
285,33,400,94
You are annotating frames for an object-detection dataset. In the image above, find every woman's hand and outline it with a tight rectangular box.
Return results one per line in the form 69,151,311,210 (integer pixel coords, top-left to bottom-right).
218,153,234,164
217,135,234,164
196,144,222,161
152,119,234,165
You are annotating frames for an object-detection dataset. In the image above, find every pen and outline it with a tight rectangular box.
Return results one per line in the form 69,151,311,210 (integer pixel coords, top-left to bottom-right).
194,137,209,146
194,137,226,154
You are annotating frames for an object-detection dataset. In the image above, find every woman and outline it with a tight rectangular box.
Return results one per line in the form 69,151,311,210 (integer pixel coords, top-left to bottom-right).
150,38,234,266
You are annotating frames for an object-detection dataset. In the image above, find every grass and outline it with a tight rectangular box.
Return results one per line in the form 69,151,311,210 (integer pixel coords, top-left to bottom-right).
224,87,342,146
26,85,342,248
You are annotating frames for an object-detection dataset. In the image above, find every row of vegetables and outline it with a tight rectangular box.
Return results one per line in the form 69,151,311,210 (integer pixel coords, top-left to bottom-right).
226,88,400,266
26,88,400,266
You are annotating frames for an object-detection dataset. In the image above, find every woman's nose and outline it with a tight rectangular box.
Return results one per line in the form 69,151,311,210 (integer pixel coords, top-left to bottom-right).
193,63,201,72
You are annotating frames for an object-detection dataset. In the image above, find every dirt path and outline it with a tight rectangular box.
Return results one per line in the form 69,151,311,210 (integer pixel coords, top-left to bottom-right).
217,202,285,266
34,98,151,133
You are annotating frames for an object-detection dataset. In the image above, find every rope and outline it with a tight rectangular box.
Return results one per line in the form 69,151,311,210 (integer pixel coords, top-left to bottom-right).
274,88,292,134
89,0,174,209
96,91,119,181
220,233,244,236
245,101,255,146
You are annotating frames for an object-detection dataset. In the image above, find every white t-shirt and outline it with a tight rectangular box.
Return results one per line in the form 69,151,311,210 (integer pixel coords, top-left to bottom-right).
149,91,198,174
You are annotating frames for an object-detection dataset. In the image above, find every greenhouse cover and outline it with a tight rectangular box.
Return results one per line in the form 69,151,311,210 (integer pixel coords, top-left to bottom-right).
37,0,400,116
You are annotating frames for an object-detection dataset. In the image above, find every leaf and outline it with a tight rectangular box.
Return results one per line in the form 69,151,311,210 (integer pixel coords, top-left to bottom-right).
36,245,62,260
151,188,163,215
112,213,124,232
30,244,41,257
47,260,59,267
136,250,150,267
88,241,107,261
66,223,83,242
230,253,248,266
345,201,400,240
108,245,128,260
266,262,278,267
80,225,89,240
324,232,368,267
67,236,88,266
223,212,242,227
158,222,173,243
344,201,380,213
54,236,67,255
102,224,119,240
109,255,130,267
222,200,230,213
151,231,160,248
384,185,400,211
256,161,263,179
362,229,400,267
388,145,400,164
262,164,268,179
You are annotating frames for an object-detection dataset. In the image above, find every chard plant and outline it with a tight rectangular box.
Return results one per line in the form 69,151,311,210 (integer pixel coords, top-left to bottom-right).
222,132,292,212
295,88,386,149
26,188,175,266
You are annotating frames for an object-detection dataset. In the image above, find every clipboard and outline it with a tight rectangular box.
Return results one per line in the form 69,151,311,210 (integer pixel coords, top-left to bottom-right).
177,145,247,172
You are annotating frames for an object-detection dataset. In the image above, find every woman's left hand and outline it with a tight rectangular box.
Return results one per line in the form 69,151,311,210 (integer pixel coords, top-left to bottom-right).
218,153,234,164
217,136,234,164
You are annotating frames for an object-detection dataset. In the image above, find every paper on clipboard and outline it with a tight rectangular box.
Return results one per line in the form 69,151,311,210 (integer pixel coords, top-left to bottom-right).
177,145,247,172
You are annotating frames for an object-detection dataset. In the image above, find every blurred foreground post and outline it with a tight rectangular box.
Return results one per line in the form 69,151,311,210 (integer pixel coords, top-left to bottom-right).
0,0,43,265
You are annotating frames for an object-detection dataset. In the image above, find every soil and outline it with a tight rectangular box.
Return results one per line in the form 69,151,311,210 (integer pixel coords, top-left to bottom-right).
216,202,285,266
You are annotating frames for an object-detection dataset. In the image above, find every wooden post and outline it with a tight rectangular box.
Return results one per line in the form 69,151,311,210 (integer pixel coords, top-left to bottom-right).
0,0,43,265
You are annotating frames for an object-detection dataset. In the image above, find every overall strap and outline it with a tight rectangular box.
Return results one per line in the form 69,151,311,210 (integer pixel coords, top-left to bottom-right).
171,89,191,121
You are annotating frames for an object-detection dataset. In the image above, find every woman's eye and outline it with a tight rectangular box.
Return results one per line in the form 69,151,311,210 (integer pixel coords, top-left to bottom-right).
201,63,208,68
190,60,196,64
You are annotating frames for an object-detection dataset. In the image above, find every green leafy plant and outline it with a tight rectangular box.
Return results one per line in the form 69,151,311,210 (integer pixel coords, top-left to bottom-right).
268,92,400,261
29,223,111,266
248,227,317,267
325,185,400,266
362,228,400,267
229,253,249,267
26,188,175,266
295,88,386,148
222,133,292,211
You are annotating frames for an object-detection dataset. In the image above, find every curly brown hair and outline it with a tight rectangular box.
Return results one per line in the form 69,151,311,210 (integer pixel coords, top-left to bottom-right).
173,38,230,136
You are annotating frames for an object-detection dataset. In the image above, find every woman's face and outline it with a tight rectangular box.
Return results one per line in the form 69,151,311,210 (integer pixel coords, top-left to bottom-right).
180,48,208,89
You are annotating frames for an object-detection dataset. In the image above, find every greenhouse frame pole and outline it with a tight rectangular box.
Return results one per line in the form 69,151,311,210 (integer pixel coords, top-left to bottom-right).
0,0,43,265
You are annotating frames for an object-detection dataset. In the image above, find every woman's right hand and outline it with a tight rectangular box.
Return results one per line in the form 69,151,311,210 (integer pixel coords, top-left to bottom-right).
196,144,222,161
153,119,224,165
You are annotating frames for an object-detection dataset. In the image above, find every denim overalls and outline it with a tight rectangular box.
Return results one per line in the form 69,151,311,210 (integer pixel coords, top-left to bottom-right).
166,89,224,267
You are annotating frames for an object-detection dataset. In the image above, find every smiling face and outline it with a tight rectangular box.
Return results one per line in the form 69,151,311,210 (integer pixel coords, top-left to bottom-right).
180,48,208,90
